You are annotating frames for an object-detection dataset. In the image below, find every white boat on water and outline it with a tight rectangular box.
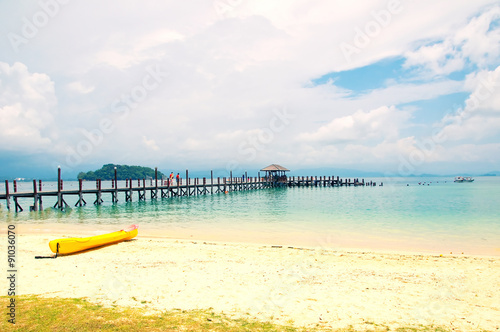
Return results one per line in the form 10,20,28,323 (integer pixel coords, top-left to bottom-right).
454,176,474,182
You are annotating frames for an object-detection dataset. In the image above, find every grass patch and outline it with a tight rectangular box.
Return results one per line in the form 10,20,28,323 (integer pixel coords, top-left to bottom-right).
0,295,458,331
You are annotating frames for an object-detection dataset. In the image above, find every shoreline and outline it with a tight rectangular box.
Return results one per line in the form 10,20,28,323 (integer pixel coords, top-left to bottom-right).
2,228,499,331
10,222,500,257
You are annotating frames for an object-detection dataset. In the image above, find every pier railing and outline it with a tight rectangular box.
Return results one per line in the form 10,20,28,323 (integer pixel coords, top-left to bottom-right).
0,168,377,212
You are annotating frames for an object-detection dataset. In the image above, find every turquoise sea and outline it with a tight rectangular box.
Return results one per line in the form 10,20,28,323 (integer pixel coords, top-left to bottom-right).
1,176,499,255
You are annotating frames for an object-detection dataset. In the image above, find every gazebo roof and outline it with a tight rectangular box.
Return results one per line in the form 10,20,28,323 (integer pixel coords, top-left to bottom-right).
260,164,290,172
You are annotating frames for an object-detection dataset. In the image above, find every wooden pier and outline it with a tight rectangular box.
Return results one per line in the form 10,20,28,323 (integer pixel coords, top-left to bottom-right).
0,167,376,213
287,176,376,187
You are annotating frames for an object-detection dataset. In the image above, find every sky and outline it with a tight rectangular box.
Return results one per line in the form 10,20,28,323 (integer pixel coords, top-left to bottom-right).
1,0,499,179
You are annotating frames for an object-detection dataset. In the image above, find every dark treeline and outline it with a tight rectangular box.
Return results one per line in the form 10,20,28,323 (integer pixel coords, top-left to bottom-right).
77,164,164,181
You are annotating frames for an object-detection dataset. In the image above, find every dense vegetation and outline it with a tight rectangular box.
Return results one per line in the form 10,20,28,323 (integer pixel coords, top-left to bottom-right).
77,164,164,181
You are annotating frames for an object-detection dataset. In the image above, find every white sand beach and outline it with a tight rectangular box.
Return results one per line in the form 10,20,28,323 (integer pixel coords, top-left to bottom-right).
3,225,500,331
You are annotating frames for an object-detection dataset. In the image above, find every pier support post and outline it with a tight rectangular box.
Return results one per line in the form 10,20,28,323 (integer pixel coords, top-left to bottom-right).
32,179,38,211
177,177,180,196
94,179,103,205
14,197,23,212
113,167,119,203
54,166,68,210
143,179,147,200
211,170,214,195
152,167,158,199
163,176,169,198
139,179,146,201
230,170,232,192
57,167,62,208
38,179,43,210
76,179,86,207
126,178,133,202
5,180,10,211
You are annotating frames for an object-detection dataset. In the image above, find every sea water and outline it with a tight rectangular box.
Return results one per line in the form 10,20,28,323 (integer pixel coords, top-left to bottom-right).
1,176,499,255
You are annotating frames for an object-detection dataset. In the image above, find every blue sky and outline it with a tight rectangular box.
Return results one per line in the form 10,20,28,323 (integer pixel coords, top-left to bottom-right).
312,57,473,129
0,0,499,179
312,57,410,92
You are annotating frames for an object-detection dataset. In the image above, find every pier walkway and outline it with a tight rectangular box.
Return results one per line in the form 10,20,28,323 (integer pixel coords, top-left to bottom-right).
0,168,377,213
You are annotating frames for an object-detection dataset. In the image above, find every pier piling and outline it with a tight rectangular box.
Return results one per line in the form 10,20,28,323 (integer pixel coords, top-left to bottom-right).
5,180,10,211
152,167,158,200
54,166,68,210
211,170,214,195
113,167,118,203
32,179,38,211
76,179,86,207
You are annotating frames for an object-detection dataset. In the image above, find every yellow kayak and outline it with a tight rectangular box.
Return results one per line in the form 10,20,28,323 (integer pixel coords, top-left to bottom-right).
49,224,138,254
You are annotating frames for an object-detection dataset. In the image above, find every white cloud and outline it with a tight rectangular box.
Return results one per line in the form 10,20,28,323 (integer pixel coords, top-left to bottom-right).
0,62,57,152
438,66,500,141
404,41,465,77
92,29,184,70
404,5,500,77
446,143,500,163
298,106,411,144
463,66,500,111
142,136,160,151
0,1,499,173
68,81,95,94
455,5,500,68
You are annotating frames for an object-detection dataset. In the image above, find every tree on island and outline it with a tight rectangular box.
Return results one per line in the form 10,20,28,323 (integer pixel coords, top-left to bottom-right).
77,164,165,181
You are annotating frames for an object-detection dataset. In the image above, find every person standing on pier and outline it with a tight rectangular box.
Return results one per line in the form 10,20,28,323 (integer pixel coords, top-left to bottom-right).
176,173,180,184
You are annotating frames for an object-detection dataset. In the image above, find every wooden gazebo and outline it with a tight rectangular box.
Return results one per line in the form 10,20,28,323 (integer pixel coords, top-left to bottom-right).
260,164,290,183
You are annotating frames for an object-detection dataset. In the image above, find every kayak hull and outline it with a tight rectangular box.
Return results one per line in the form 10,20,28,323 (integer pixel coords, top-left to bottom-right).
49,225,138,254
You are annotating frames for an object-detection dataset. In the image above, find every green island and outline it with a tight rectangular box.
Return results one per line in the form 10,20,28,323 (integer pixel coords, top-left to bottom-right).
77,164,165,181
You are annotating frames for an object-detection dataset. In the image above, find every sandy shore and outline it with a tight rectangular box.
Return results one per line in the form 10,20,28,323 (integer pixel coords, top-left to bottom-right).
2,227,499,331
